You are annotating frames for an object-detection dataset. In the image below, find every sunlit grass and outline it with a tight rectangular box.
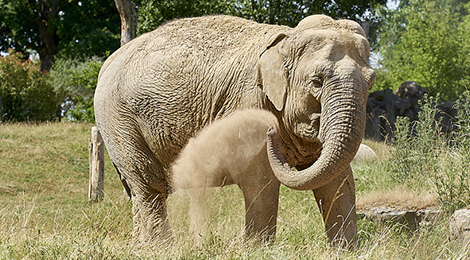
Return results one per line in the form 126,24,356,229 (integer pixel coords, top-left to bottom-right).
1,122,469,259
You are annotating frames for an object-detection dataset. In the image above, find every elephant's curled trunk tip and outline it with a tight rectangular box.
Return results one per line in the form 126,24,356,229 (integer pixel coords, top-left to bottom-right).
266,126,290,170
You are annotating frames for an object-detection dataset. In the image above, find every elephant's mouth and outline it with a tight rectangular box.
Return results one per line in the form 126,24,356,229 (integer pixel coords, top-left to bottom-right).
293,113,321,142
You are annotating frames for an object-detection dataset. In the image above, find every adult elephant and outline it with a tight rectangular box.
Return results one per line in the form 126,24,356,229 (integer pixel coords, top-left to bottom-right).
94,14,375,246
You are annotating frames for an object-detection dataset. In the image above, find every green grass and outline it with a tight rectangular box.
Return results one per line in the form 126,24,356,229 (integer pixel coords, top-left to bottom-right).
1,122,470,259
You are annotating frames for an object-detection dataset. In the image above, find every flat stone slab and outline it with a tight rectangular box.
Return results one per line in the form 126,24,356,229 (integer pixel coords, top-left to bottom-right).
358,207,443,230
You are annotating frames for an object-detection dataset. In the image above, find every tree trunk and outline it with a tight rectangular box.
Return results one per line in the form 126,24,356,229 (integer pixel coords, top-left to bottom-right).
114,0,138,46
361,20,370,37
38,50,56,72
36,0,61,72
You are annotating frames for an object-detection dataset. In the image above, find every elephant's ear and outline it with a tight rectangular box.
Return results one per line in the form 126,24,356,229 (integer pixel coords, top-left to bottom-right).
258,33,288,111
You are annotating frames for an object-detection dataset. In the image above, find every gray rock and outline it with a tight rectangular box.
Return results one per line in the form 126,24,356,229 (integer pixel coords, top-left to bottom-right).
353,144,377,162
450,208,470,241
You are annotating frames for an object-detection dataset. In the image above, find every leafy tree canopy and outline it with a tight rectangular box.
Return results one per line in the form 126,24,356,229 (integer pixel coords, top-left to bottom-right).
0,0,120,71
49,56,102,122
1,0,388,71
137,0,387,36
374,0,470,101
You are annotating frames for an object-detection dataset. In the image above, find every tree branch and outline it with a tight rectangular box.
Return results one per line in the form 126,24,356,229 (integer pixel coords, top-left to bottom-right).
114,0,138,46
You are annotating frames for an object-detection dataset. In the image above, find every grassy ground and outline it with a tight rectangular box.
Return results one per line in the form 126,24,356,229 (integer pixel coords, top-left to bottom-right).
1,122,469,259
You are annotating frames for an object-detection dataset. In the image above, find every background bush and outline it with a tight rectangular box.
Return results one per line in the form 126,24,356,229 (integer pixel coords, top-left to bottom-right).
49,56,103,123
0,49,60,122
373,0,470,101
0,50,103,123
390,91,470,212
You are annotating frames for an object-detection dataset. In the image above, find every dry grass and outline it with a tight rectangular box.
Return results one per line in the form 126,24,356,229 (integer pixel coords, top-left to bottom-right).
357,188,438,211
1,122,469,259
355,139,439,211
361,138,391,161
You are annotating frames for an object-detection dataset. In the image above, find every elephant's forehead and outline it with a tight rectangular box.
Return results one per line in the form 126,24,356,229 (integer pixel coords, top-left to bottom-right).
298,29,370,64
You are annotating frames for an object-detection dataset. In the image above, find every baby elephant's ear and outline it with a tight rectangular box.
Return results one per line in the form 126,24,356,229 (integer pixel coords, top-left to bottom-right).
258,33,288,111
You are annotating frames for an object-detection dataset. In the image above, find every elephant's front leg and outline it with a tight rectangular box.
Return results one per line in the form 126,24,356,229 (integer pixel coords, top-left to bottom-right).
240,178,280,241
312,165,357,248
237,156,281,242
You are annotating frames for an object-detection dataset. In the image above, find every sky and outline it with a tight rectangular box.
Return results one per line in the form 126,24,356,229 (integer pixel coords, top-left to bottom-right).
387,0,400,10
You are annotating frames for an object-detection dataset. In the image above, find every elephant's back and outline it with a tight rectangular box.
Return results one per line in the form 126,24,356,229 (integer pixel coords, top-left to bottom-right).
96,15,284,101
103,16,287,76
95,15,283,122
143,15,284,57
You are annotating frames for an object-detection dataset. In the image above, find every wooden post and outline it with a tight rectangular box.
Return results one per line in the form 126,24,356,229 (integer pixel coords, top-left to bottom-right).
89,126,105,202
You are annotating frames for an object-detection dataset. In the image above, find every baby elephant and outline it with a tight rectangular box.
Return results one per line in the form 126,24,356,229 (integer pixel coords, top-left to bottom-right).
171,109,281,240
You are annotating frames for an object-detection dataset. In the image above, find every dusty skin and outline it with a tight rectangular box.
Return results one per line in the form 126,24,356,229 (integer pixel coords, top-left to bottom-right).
171,109,280,242
94,14,376,247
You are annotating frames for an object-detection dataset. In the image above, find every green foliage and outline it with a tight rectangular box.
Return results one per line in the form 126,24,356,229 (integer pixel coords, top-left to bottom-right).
389,92,470,212
370,68,396,92
0,0,120,71
390,95,445,181
0,49,60,122
137,0,387,34
49,56,103,122
374,0,470,100
234,0,387,28
56,0,121,59
0,50,101,123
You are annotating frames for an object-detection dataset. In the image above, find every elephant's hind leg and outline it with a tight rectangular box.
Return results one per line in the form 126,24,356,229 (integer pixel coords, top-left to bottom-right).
131,187,171,244
109,133,171,244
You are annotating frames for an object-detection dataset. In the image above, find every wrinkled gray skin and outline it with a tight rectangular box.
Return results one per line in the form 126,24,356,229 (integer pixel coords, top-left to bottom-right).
94,15,376,246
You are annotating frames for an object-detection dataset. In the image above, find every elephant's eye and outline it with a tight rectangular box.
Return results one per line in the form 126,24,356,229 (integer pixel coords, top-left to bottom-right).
309,75,323,89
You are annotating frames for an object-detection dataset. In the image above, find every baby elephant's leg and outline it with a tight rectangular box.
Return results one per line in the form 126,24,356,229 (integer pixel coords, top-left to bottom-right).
236,152,280,241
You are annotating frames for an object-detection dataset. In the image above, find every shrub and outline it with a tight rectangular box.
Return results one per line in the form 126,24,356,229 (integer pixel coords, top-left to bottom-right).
390,92,470,212
49,56,103,123
0,49,60,122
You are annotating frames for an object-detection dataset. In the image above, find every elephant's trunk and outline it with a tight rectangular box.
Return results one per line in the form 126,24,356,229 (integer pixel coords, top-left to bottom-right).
267,86,366,191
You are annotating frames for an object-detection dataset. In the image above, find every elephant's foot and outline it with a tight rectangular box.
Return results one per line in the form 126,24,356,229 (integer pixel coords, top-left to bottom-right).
131,192,172,245
313,166,358,249
244,216,277,244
